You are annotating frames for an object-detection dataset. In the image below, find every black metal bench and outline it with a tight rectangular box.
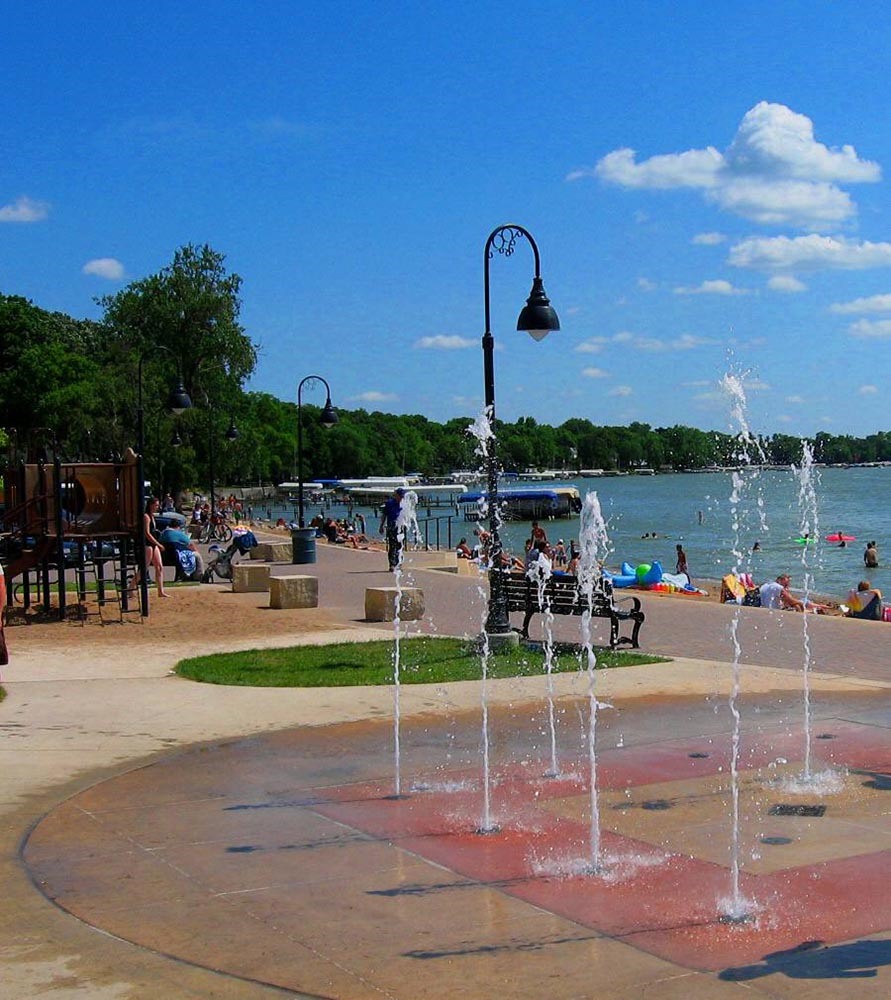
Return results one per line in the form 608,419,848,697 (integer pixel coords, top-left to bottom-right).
503,572,645,649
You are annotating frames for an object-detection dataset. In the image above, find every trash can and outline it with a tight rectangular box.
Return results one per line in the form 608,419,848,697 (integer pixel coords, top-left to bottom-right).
291,526,317,564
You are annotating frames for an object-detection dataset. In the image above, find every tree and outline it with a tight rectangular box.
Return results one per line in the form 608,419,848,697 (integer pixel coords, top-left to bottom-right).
99,244,258,491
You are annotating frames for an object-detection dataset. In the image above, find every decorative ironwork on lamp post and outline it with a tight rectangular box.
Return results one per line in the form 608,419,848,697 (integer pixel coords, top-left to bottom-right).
481,224,560,640
296,375,338,528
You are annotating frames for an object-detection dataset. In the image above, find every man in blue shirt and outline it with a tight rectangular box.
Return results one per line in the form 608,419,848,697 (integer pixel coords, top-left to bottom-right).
379,487,406,571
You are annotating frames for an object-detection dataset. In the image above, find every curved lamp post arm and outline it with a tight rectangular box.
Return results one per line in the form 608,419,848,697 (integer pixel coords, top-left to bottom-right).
297,375,337,529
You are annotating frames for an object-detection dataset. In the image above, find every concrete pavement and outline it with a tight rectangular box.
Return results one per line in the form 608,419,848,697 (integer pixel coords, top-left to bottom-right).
2,540,890,998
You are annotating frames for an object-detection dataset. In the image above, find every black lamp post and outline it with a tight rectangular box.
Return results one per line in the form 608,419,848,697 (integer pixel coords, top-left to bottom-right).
296,375,338,528
136,356,191,616
205,406,240,521
481,224,560,641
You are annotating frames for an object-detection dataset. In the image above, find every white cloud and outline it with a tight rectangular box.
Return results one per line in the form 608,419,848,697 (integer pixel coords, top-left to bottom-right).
768,275,807,293
785,395,805,404
574,340,604,354
82,257,124,280
637,277,657,291
0,195,50,222
711,177,854,227
608,385,633,397
352,391,398,402
692,232,726,245
674,279,747,296
730,235,891,271
413,335,476,350
848,318,891,338
578,102,879,230
578,330,715,353
859,384,879,395
635,333,716,351
581,366,609,378
591,146,724,189
830,293,891,314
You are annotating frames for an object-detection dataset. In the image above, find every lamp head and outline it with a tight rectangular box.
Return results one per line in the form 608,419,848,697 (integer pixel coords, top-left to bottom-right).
170,428,183,448
320,399,339,428
517,277,560,342
225,421,240,442
168,381,192,415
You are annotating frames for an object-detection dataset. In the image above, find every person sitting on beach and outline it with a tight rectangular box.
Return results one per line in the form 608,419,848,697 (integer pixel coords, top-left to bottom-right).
864,541,879,569
845,580,883,620
322,518,344,544
159,526,204,581
759,574,828,614
456,538,473,560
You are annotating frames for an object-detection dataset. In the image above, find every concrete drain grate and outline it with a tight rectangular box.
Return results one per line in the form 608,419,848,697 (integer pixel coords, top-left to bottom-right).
768,804,826,817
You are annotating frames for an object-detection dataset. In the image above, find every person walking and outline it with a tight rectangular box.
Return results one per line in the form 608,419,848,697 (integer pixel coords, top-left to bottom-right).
675,543,689,578
379,487,406,571
864,541,879,569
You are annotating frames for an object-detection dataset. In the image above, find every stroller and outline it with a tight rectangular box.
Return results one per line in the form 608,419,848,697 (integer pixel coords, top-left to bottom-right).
202,530,259,583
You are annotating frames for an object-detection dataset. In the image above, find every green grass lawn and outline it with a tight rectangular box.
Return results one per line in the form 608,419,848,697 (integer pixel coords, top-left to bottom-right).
175,637,668,688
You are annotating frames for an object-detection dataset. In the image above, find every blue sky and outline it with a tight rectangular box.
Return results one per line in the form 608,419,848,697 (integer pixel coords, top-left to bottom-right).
3,1,891,437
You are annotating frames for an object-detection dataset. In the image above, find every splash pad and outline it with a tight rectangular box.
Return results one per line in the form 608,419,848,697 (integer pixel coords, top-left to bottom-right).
24,687,891,994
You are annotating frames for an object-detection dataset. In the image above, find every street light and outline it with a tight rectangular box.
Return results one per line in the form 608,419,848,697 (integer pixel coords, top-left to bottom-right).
296,375,338,528
136,356,192,617
481,224,560,643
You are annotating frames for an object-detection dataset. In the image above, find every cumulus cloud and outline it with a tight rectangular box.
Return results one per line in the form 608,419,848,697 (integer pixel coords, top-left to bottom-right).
830,293,891,314
674,279,747,295
582,366,609,378
608,385,633,397
729,235,891,271
0,195,50,222
692,232,726,245
768,275,807,292
82,257,125,280
848,318,891,338
859,384,879,395
352,391,398,402
413,335,476,349
577,102,880,230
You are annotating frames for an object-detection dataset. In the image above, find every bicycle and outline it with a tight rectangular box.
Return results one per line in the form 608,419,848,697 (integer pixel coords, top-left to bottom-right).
199,515,233,544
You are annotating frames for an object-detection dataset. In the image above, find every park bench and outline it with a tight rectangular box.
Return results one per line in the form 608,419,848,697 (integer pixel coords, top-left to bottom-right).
503,571,645,649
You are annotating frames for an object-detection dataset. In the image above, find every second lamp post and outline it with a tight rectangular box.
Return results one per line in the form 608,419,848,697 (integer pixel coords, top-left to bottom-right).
296,375,338,528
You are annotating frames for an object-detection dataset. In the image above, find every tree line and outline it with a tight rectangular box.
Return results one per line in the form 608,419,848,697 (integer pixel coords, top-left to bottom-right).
2,244,890,496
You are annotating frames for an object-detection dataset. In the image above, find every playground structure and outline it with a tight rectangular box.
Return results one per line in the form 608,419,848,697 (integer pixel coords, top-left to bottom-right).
1,456,143,619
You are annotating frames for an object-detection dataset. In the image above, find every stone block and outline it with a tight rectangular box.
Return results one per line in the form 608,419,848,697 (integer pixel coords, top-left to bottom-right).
456,558,482,576
269,574,319,609
364,586,425,622
250,541,292,562
232,563,270,593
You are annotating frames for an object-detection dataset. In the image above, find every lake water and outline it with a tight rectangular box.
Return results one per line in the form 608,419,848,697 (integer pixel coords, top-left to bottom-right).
270,466,891,600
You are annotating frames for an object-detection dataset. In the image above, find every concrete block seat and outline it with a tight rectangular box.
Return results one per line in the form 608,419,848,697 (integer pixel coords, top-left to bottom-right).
365,587,425,622
269,574,319,609
250,541,292,562
232,562,271,593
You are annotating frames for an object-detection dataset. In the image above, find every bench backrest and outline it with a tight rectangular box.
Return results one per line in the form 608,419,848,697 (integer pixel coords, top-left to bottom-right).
503,572,611,612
